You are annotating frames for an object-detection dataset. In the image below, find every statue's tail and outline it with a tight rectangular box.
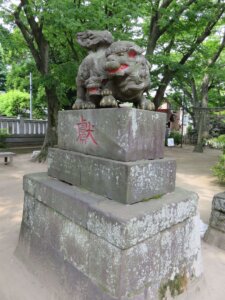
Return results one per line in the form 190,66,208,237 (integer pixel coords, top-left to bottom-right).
77,30,113,50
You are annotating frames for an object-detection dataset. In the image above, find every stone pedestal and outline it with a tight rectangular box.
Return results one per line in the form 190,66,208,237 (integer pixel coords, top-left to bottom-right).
17,108,202,299
48,148,176,204
204,192,225,250
18,173,202,300
58,108,166,161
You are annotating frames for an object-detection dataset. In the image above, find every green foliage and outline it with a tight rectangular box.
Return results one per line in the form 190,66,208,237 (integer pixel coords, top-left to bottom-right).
211,135,225,182
0,0,224,117
212,153,225,183
168,130,182,145
0,128,9,148
0,90,30,117
0,46,6,91
207,135,225,150
0,0,148,113
187,126,196,136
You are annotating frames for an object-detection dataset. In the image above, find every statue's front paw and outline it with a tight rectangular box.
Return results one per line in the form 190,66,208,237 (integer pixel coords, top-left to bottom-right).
138,100,155,111
100,90,118,107
72,100,96,110
100,95,118,108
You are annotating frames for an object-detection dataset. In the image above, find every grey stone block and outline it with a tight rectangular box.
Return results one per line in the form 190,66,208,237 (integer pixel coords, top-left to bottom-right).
212,192,225,212
48,148,176,204
88,234,122,296
204,227,225,251
23,172,105,228
87,188,198,249
16,223,117,300
58,108,166,162
23,173,198,250
120,215,202,297
18,189,202,299
209,210,225,233
203,192,225,250
19,174,202,299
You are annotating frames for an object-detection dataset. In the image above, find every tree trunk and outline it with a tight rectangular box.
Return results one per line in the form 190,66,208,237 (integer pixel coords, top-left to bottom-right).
193,74,209,152
13,1,61,162
153,70,174,109
37,86,59,161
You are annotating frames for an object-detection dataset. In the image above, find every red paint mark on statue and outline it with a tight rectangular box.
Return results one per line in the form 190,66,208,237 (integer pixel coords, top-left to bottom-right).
88,87,98,93
128,50,137,58
76,116,98,145
108,64,128,74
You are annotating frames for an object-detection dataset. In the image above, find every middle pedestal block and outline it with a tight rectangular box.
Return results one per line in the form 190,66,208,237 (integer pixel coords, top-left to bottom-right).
48,148,176,204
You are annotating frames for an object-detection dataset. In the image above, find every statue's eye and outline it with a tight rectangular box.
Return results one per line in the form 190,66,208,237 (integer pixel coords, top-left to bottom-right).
128,50,137,58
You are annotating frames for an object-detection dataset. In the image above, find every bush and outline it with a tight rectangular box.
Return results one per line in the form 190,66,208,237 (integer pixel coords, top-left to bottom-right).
212,153,225,183
168,130,182,145
0,89,30,117
187,126,196,136
206,135,225,150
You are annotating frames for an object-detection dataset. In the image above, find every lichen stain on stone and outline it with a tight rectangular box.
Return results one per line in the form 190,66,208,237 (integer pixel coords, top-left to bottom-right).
141,194,164,202
159,272,188,300
130,109,138,139
87,212,123,247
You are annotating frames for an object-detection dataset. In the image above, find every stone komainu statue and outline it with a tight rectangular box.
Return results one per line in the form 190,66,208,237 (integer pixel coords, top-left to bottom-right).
72,30,154,110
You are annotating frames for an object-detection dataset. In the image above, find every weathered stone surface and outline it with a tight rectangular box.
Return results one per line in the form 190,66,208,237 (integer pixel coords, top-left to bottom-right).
204,227,225,251
120,215,202,298
58,108,166,161
203,192,225,250
19,175,202,299
209,210,225,233
24,173,197,249
47,148,176,204
23,172,104,228
72,30,154,112
17,223,117,300
212,192,225,212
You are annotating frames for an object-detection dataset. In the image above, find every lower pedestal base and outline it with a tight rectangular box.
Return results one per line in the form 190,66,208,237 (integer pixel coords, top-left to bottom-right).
17,173,202,300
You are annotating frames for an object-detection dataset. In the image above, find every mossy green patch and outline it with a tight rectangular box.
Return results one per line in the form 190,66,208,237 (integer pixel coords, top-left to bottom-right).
141,194,164,202
159,273,188,299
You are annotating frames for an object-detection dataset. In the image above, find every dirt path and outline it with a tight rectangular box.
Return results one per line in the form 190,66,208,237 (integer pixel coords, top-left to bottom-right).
0,146,225,299
165,145,225,223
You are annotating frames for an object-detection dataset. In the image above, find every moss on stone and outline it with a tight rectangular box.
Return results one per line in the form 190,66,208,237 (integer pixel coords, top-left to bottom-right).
159,273,188,299
141,194,164,202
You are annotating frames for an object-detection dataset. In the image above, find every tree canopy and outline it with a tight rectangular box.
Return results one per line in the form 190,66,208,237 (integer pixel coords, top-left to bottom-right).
0,0,224,156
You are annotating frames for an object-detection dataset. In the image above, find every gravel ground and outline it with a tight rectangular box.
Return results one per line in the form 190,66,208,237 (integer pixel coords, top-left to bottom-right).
0,145,225,300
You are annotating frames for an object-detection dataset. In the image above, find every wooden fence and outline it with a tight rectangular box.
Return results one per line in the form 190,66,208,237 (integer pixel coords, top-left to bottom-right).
0,117,48,146
0,117,47,135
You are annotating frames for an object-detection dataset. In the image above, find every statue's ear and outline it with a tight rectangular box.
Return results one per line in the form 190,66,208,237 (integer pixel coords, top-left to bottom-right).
102,31,114,45
77,31,90,47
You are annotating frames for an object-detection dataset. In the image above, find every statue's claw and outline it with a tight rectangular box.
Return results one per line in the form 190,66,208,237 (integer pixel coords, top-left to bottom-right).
138,100,155,111
100,89,118,108
72,100,96,110
86,102,96,109
100,96,118,108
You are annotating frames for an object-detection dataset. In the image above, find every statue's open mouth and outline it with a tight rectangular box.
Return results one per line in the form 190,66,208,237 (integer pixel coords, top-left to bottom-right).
108,64,128,74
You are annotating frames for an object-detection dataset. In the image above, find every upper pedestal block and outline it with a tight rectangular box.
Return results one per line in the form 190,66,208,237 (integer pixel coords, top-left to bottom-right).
58,108,166,161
